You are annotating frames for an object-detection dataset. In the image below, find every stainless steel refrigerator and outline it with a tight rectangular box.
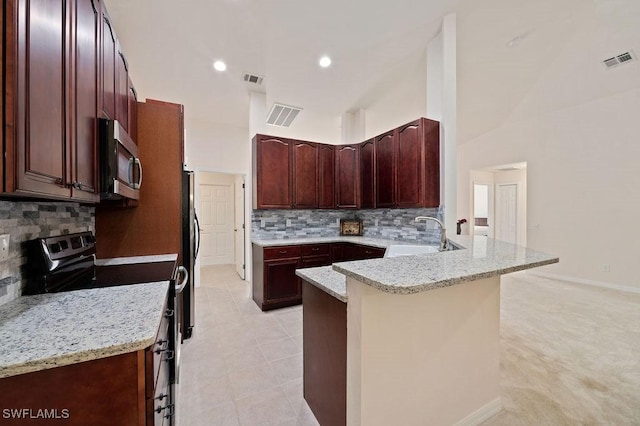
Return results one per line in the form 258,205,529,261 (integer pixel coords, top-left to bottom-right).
181,171,200,339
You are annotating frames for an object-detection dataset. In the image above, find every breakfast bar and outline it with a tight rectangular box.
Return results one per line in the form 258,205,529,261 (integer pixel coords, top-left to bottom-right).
296,236,558,426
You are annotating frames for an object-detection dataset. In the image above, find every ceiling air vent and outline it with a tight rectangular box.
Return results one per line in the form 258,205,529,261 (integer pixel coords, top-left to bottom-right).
243,73,264,85
266,103,302,127
602,50,636,69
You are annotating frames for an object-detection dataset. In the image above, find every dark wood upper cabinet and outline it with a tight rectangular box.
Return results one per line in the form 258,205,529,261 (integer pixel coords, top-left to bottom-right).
128,78,138,142
374,131,396,208
11,0,69,198
7,0,103,200
70,0,100,202
396,120,422,208
422,118,440,208
3,0,135,202
360,139,375,209
100,3,116,119
335,144,360,209
253,135,292,209
292,141,319,208
251,117,439,210
318,144,335,209
115,42,129,132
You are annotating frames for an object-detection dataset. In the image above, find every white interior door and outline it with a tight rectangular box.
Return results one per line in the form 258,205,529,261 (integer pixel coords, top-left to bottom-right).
199,181,235,265
495,184,518,244
234,175,245,279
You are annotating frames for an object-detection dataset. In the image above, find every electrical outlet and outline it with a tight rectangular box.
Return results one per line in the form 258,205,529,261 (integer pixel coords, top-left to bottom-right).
602,264,611,272
286,219,292,227
0,234,10,261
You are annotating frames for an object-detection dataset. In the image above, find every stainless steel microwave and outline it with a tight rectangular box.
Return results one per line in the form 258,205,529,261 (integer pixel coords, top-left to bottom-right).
99,119,142,200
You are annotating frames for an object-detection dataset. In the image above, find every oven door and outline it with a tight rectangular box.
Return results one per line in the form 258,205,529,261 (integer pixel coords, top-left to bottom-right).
100,119,142,200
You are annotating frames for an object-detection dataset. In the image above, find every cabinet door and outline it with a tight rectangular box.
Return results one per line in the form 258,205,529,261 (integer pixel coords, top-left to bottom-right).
128,78,138,142
318,144,335,209
374,131,395,208
335,144,359,209
70,0,100,202
100,4,116,119
254,136,292,209
396,120,422,208
331,243,346,263
115,43,129,131
360,139,375,209
423,118,441,208
14,0,71,198
264,258,301,302
292,141,318,208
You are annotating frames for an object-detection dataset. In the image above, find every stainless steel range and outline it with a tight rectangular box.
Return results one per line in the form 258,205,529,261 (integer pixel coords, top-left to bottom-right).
25,231,186,426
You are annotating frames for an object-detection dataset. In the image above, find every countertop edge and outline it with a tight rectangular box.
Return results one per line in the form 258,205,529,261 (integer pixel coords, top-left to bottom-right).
296,267,348,303
0,337,157,379
333,257,559,295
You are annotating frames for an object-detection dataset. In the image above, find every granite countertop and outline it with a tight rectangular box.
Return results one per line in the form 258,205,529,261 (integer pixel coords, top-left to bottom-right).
252,236,432,249
95,253,178,266
333,236,558,295
0,282,169,379
296,266,347,303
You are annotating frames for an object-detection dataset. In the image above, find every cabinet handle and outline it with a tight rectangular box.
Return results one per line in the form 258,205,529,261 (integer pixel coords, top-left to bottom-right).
164,309,174,318
311,247,320,251
155,403,174,415
155,393,169,401
365,250,372,254
279,250,287,254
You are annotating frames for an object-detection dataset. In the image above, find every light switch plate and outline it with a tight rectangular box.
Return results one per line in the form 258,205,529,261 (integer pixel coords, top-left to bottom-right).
0,234,9,261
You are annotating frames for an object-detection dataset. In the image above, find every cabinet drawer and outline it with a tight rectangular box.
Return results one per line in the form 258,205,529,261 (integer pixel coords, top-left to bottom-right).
357,245,386,259
300,254,331,268
264,245,301,260
301,244,330,257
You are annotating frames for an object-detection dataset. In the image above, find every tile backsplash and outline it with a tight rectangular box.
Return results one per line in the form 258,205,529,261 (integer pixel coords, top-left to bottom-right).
252,207,444,243
0,201,95,305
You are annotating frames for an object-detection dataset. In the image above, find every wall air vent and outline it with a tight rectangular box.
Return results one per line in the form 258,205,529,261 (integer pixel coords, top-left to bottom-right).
602,50,636,69
266,103,303,127
243,73,264,85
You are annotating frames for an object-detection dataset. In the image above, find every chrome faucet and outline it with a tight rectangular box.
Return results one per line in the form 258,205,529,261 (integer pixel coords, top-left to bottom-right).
415,216,448,251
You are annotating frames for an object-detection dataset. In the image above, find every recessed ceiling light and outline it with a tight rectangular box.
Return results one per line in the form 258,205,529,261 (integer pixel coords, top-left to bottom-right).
319,56,332,68
213,60,227,72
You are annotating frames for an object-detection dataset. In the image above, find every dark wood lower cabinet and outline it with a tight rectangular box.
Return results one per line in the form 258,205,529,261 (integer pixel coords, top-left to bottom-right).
253,242,385,311
302,280,347,426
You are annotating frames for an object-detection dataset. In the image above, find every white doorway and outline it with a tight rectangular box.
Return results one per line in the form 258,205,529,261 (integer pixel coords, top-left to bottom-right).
196,172,246,279
473,183,492,238
495,183,518,244
234,175,245,279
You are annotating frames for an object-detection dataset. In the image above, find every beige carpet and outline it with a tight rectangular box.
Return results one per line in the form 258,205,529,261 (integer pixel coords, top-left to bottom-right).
484,273,640,425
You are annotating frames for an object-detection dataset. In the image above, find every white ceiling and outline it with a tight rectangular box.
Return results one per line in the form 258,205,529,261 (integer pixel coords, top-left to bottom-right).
104,0,639,143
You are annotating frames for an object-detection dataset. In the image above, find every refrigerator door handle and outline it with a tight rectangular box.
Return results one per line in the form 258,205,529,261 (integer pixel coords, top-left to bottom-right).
194,212,201,260
175,266,189,293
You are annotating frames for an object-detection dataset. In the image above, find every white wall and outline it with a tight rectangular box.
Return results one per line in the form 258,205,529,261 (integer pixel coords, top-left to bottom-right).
458,90,640,289
184,117,250,174
458,1,640,290
363,52,427,139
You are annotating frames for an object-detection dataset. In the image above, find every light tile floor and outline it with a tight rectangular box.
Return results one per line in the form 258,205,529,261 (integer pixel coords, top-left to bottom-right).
177,265,319,426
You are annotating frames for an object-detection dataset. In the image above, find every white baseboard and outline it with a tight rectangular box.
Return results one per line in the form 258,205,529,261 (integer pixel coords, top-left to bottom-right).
528,271,640,294
454,398,502,426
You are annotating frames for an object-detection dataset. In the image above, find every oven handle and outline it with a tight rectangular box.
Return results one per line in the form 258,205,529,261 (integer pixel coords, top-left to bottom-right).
175,265,188,294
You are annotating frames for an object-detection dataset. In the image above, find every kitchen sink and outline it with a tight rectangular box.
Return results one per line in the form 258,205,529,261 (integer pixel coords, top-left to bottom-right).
384,244,441,258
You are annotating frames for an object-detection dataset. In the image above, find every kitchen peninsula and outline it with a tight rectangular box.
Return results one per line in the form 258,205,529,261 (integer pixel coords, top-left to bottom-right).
295,236,558,426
